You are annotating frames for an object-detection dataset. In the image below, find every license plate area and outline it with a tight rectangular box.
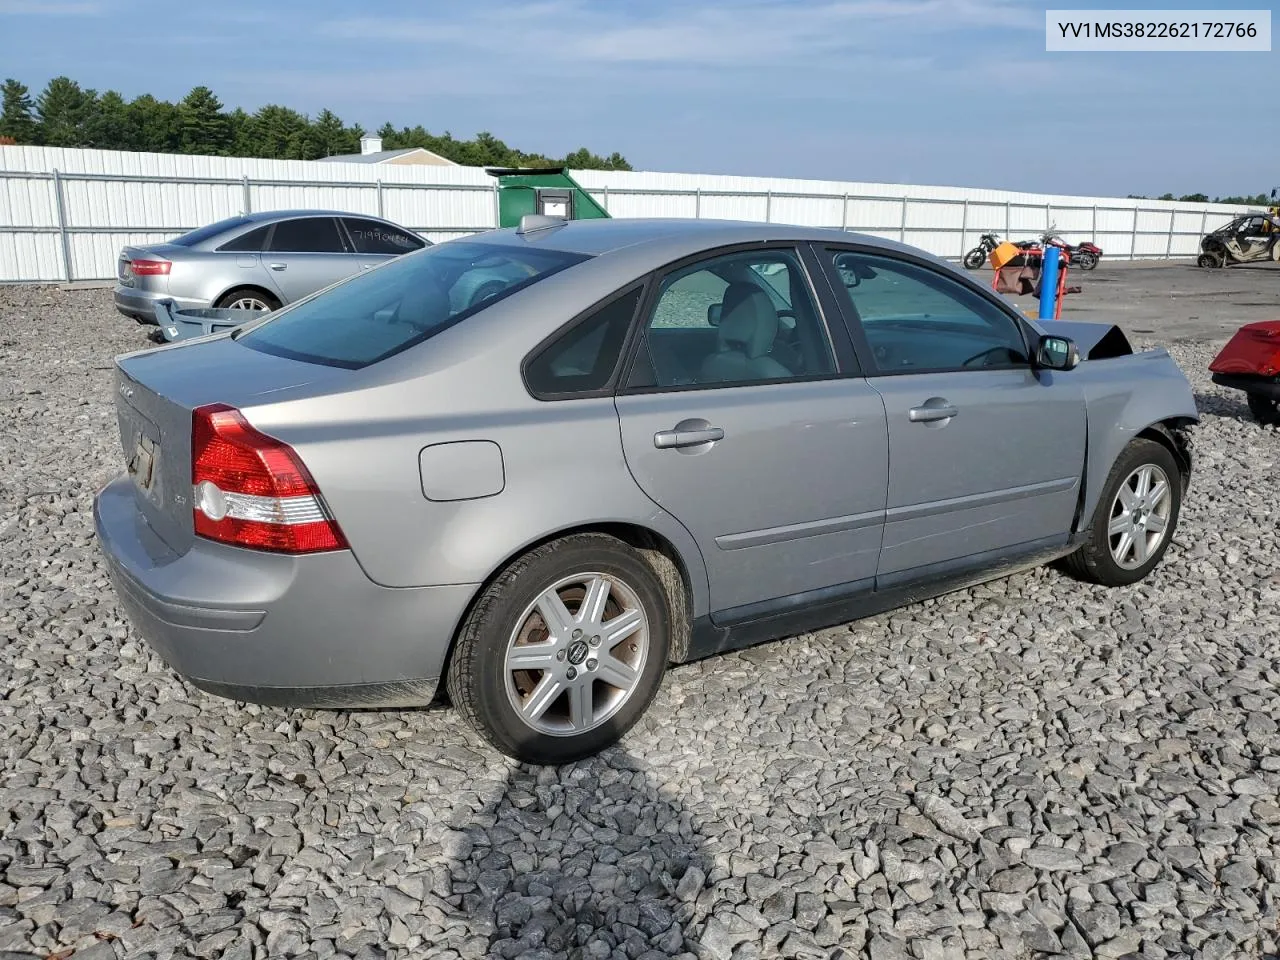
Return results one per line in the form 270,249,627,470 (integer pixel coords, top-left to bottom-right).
128,433,160,494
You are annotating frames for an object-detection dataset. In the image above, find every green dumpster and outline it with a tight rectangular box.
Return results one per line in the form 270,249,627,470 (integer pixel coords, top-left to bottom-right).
486,167,611,228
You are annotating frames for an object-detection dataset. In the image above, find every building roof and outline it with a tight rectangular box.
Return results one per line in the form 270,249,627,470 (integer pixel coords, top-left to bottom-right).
319,147,455,165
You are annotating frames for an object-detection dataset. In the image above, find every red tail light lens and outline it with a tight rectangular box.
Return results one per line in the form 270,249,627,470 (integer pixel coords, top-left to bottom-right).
129,259,172,276
191,403,347,554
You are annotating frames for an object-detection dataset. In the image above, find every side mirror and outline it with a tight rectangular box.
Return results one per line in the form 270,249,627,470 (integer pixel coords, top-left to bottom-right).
707,303,721,326
1036,335,1079,371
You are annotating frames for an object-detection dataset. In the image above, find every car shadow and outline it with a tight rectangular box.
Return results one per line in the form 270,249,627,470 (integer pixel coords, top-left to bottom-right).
1194,389,1253,421
435,745,710,958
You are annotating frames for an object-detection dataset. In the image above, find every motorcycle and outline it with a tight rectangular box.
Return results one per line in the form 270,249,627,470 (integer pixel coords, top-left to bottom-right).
963,232,1001,270
1017,232,1102,271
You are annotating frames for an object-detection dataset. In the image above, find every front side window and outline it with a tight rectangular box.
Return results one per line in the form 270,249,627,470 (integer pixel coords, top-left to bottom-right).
241,242,589,369
342,218,426,255
267,217,347,254
828,251,1028,373
629,249,835,389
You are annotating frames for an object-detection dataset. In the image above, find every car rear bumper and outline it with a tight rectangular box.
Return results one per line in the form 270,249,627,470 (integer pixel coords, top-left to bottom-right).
1211,372,1280,400
93,476,476,708
113,286,208,324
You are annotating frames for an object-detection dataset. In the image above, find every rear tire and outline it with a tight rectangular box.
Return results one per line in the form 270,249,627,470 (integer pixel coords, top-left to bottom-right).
1061,438,1182,587
215,287,280,312
1075,252,1098,270
962,248,987,270
446,533,671,764
1247,393,1280,425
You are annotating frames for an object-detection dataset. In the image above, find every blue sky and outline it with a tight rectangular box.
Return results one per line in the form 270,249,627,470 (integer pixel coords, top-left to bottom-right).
1,0,1276,197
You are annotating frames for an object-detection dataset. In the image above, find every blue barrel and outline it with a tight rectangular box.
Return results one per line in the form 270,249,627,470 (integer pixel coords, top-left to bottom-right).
1038,246,1061,320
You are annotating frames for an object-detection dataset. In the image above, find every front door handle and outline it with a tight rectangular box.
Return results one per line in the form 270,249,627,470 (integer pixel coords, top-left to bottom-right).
654,425,724,449
268,262,287,271
908,399,959,423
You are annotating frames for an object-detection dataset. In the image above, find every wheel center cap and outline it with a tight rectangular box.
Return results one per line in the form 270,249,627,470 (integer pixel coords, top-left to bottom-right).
567,640,589,666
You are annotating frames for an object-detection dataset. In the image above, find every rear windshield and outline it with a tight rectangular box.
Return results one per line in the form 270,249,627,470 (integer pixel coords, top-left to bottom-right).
170,216,252,247
240,241,589,369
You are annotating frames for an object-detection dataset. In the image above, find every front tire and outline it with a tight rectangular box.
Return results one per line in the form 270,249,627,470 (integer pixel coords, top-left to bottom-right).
962,248,987,270
446,533,671,764
1075,252,1098,270
1247,393,1280,425
1197,252,1224,269
1062,438,1182,587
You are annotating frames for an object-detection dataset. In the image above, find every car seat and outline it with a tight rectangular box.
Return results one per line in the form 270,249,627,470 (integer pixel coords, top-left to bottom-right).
699,287,792,382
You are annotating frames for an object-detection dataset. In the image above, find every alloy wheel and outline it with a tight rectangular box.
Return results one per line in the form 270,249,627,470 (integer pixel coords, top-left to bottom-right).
228,296,271,311
504,572,650,737
1108,464,1172,570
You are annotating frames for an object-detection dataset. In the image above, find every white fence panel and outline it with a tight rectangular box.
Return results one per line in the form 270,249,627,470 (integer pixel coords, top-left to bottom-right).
0,145,1262,282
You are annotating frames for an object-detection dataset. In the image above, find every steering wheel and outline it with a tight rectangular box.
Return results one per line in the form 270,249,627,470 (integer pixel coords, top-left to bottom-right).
961,346,1011,368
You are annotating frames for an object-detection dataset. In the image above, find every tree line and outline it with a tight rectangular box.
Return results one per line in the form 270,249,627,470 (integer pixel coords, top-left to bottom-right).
0,76,632,170
1129,191,1277,206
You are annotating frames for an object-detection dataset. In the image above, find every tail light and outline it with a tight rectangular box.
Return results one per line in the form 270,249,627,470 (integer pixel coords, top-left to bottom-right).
129,259,172,276
191,403,347,554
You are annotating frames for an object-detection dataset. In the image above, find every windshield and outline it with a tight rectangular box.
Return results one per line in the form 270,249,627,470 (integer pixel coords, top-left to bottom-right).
170,216,253,247
240,241,590,369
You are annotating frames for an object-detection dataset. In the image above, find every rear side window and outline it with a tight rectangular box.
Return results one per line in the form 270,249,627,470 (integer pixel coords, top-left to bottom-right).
524,286,643,398
217,225,270,252
267,217,346,253
171,216,251,247
241,242,589,369
342,218,425,255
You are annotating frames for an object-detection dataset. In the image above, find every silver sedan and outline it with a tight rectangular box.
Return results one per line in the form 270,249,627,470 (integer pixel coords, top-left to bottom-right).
95,217,1198,763
112,210,427,323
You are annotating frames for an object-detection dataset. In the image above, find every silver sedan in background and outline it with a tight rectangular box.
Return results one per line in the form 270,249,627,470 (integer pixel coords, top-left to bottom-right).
113,210,428,323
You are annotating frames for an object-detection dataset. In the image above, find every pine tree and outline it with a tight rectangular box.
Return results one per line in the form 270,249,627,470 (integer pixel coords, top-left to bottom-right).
248,105,310,159
0,79,37,144
84,90,136,150
36,76,96,146
128,94,181,153
179,86,231,154
310,109,360,158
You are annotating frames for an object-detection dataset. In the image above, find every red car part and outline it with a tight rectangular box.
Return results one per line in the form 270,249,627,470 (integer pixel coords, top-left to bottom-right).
1209,320,1280,377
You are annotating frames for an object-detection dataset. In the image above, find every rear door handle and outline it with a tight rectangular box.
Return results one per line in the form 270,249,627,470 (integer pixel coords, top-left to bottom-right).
268,262,287,271
908,400,959,423
654,426,724,449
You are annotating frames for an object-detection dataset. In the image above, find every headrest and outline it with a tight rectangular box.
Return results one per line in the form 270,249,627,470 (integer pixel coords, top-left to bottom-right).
718,286,779,359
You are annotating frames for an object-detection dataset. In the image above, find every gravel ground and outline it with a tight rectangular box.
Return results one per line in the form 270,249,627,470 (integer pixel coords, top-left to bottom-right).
2,286,1279,960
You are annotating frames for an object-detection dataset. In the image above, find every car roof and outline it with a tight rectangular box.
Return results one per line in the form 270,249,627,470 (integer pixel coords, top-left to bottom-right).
241,209,394,224
464,217,917,259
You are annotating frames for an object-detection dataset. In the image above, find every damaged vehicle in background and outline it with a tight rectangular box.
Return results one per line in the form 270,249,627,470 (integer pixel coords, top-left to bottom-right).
1209,320,1280,424
113,210,428,324
1197,211,1280,268
94,217,1198,764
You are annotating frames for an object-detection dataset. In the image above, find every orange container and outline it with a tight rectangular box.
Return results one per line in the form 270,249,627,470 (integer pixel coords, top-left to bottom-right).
988,241,1021,271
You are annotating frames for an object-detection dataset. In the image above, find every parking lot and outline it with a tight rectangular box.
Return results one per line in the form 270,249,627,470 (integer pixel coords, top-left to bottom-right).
1,261,1278,960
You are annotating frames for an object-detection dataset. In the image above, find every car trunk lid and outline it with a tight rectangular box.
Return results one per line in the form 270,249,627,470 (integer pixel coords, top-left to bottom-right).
1209,320,1280,377
113,336,351,554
